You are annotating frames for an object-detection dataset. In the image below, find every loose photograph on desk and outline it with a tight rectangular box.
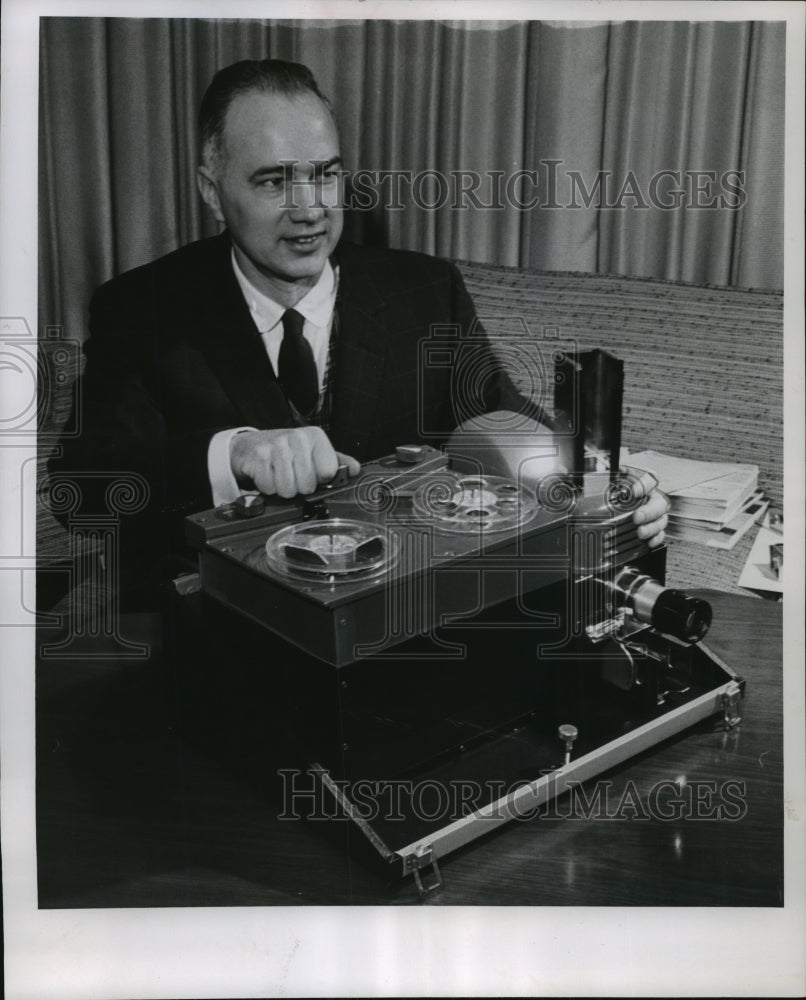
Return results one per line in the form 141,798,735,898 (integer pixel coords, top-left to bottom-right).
2,0,803,997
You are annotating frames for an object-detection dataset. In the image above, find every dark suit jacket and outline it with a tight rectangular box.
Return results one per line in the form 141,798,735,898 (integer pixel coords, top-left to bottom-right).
52,234,522,592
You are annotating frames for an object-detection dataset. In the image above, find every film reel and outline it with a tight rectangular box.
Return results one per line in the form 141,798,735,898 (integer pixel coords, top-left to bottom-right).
265,518,398,582
412,473,537,534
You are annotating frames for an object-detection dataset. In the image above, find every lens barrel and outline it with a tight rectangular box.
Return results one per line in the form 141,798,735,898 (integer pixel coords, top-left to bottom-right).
649,588,712,642
608,566,712,643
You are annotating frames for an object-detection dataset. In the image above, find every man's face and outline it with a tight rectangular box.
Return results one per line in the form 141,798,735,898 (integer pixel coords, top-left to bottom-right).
198,89,343,305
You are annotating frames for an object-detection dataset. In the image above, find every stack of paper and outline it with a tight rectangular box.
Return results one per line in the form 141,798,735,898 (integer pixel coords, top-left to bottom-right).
624,450,768,550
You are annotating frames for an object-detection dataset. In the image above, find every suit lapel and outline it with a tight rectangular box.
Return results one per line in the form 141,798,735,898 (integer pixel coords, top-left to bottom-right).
329,247,391,459
192,235,293,428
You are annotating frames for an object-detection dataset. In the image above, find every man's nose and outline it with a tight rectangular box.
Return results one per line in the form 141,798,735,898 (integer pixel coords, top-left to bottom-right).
285,180,331,219
289,203,327,223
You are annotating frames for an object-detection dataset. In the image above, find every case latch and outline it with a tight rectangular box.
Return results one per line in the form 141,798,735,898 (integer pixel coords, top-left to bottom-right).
721,681,743,730
402,843,443,898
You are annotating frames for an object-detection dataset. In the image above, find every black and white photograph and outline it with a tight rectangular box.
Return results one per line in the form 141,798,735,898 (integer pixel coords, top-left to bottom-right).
1,1,804,996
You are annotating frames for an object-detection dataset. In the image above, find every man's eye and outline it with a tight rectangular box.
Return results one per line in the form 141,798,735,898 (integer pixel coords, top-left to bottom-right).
258,177,286,190
311,168,341,184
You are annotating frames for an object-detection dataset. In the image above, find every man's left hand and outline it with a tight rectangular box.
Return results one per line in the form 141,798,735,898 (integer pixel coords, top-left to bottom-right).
631,484,669,548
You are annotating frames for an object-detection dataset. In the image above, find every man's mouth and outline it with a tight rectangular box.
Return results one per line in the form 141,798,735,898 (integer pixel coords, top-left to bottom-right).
285,233,326,248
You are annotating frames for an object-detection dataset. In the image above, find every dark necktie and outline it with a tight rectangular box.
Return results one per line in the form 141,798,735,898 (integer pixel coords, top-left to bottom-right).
278,308,319,416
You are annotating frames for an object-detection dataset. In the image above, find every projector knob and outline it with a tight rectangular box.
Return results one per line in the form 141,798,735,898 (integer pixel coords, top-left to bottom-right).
395,445,427,464
558,723,579,765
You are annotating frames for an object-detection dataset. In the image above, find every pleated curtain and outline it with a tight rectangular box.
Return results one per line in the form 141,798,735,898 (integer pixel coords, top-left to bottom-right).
39,18,784,345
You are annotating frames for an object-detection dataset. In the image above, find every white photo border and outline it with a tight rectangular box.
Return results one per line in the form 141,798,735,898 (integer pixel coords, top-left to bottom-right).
1,1,804,997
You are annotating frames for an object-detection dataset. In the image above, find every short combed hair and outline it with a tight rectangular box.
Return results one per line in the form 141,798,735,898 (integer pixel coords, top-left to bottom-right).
199,59,335,171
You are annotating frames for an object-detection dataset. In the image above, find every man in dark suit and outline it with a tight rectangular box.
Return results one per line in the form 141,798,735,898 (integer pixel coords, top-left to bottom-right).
53,59,666,598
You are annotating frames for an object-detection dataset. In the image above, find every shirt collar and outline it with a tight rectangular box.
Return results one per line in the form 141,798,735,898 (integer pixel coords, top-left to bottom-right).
230,249,336,332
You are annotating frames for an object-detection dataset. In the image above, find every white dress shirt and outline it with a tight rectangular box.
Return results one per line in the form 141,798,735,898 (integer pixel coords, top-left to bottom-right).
207,252,338,505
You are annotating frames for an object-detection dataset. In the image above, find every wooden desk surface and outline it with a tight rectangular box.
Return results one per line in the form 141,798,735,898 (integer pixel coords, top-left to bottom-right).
36,590,782,907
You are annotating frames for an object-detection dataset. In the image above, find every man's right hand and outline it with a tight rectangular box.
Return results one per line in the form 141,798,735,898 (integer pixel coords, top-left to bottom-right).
230,427,360,498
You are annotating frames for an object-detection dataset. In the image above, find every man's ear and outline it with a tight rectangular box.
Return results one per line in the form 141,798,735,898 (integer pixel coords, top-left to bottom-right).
197,166,225,224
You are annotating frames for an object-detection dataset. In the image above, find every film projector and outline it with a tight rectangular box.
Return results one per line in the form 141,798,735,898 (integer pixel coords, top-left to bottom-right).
179,350,744,895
